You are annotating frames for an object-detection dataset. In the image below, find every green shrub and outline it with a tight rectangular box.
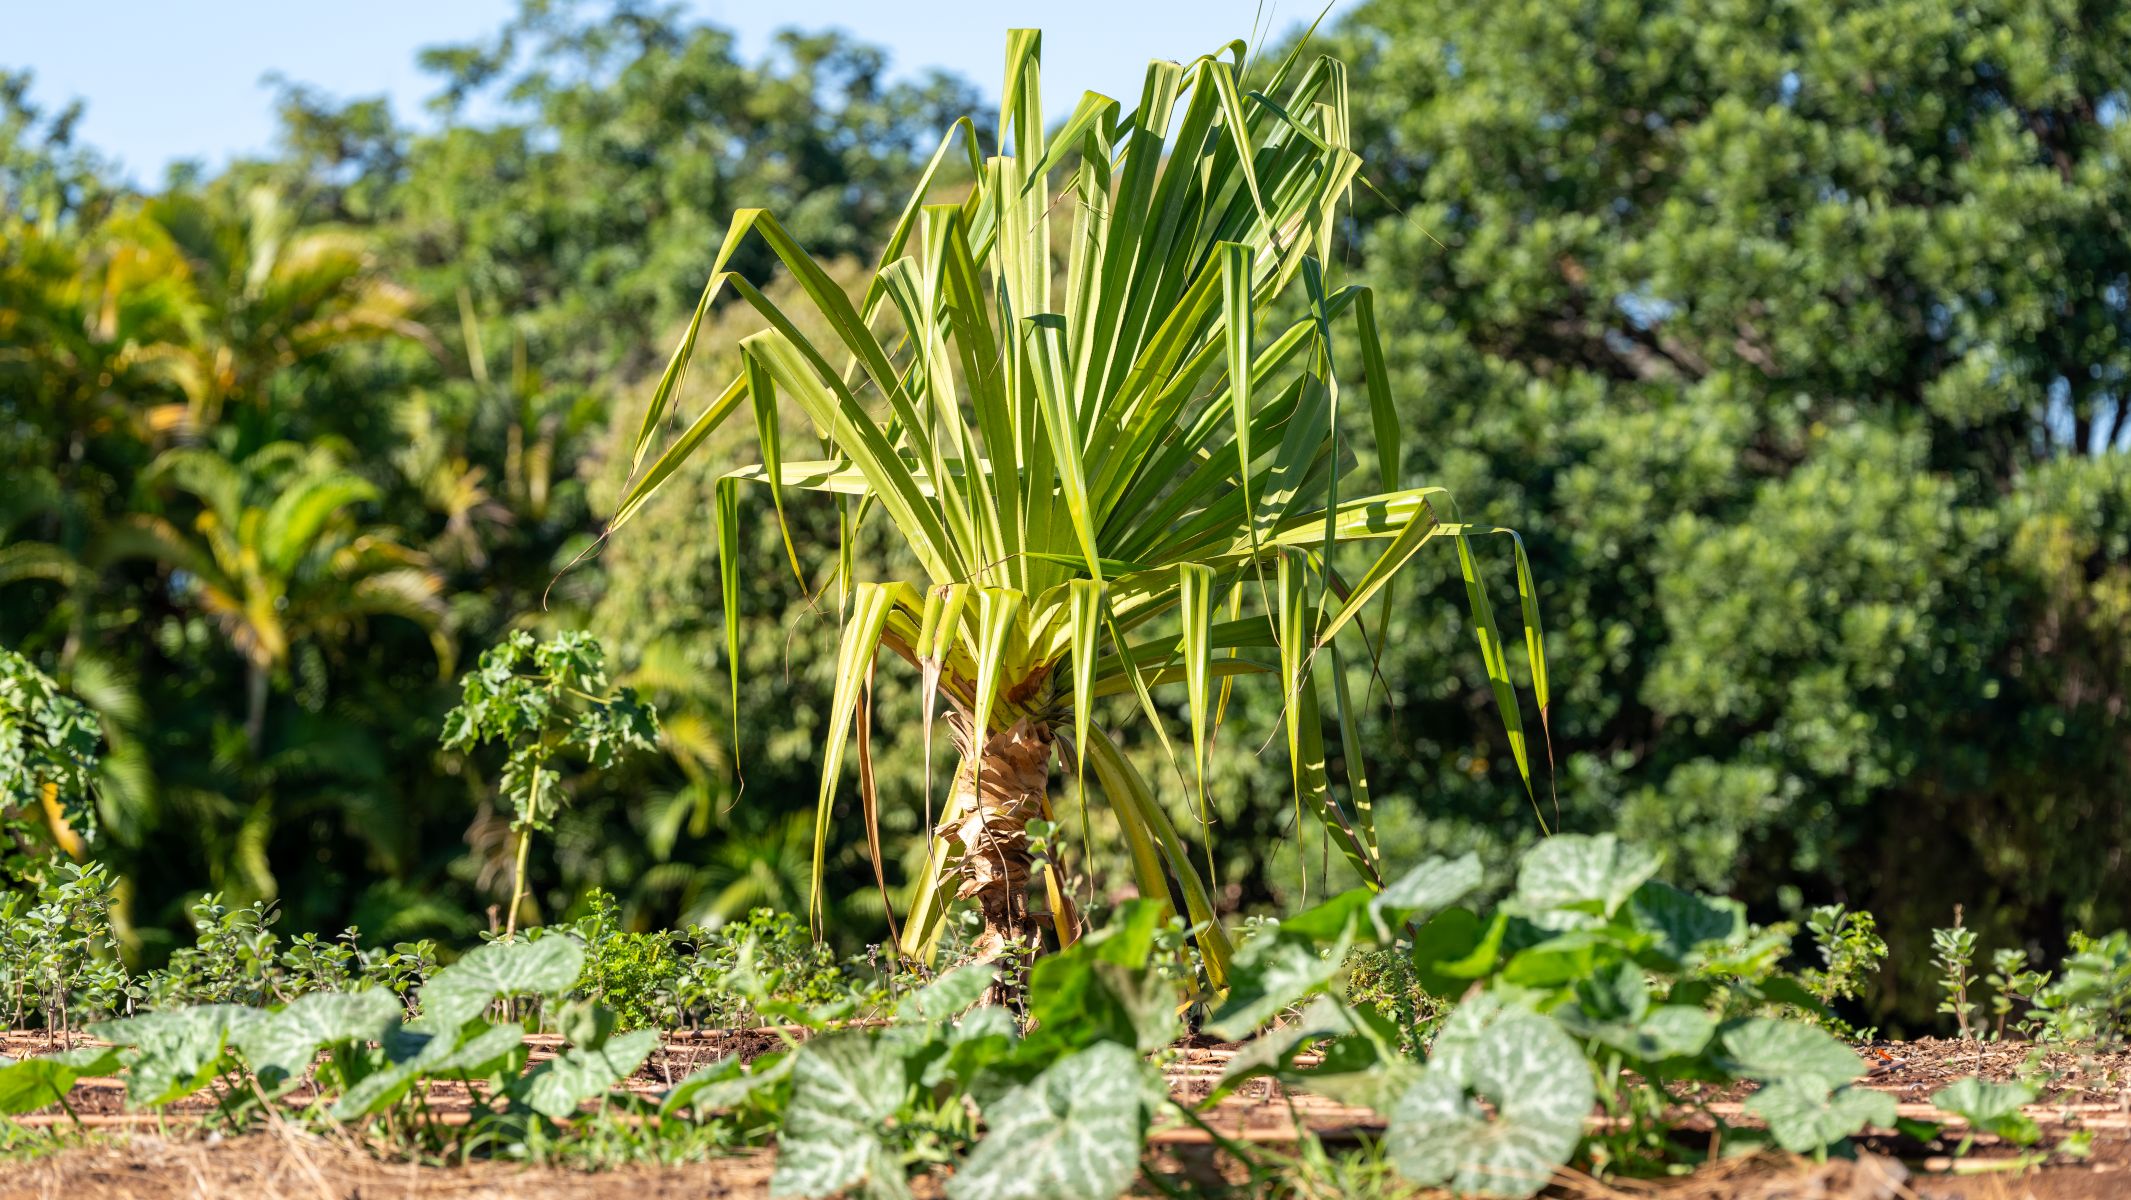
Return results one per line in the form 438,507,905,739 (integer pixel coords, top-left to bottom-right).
2031,931,2131,1046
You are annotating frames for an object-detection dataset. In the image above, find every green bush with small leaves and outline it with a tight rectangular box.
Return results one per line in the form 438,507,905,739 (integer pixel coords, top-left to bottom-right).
0,648,102,880
2030,930,2131,1047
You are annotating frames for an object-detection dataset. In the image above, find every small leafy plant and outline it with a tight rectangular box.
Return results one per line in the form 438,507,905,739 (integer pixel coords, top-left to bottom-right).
1933,909,1980,1041
140,895,284,1008
0,862,124,1032
1985,948,2049,1041
441,631,660,936
1931,1077,2040,1153
1801,903,1886,1037
566,893,866,1032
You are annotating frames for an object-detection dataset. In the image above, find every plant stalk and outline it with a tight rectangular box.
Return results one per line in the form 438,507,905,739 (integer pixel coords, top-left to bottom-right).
505,754,545,939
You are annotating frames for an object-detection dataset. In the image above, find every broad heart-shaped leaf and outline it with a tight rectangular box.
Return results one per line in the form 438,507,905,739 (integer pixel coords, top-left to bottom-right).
1410,906,1509,996
518,1028,658,1119
1558,1004,1716,1065
1747,1079,1896,1153
1387,1000,1595,1199
0,1046,123,1115
1020,906,1178,1060
233,988,403,1094
1513,834,1661,918
1205,924,1352,1040
661,1049,793,1117
921,1006,1020,1092
1716,1017,1865,1087
895,962,995,1023
1627,880,1744,963
1370,852,1484,938
1932,1077,2041,1145
417,935,585,1029
91,1005,260,1107
947,1042,1154,1200
1500,928,1634,990
1276,887,1373,942
332,1021,527,1119
771,1032,911,1200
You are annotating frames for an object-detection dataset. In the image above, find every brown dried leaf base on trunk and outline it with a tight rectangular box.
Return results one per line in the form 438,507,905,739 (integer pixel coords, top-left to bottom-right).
938,714,1053,1000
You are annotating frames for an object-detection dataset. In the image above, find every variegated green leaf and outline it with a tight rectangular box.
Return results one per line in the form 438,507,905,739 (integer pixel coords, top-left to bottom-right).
770,1032,911,1200
947,1042,1154,1200
233,988,403,1093
1513,834,1662,920
90,1005,260,1108
417,935,585,1030
1388,1002,1593,1199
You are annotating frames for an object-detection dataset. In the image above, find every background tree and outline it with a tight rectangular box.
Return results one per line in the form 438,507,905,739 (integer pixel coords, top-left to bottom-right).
1315,0,2131,1022
109,440,451,750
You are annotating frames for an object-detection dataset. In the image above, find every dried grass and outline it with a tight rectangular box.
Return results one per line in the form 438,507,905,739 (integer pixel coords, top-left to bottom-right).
0,1126,776,1200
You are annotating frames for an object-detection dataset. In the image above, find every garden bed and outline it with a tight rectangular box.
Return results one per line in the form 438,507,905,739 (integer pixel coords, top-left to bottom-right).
5,1030,2126,1198
5,1126,2124,1200
5,838,2125,1200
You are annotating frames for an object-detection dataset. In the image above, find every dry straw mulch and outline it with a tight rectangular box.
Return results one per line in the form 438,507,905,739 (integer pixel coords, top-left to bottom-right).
0,1127,776,1200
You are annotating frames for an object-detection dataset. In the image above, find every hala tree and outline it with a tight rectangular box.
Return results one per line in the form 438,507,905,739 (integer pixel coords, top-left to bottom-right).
613,30,1546,981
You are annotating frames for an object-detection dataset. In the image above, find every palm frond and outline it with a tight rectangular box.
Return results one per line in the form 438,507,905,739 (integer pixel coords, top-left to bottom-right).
615,30,1553,970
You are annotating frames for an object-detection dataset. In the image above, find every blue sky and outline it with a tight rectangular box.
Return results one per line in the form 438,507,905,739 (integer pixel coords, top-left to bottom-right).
8,1,1357,186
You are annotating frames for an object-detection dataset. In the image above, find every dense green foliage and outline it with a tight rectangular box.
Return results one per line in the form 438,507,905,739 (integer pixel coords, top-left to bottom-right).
0,3,988,956
2,0,2128,1034
1312,0,2131,1025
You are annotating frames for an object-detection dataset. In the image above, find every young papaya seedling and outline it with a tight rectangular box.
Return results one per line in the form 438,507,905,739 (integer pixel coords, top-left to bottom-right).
441,631,660,936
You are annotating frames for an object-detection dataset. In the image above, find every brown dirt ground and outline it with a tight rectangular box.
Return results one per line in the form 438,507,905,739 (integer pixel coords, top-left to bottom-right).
9,1138,2120,1200
1850,1037,2131,1108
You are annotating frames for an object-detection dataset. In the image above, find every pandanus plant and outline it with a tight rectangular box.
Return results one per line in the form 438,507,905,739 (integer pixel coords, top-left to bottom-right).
612,31,1548,987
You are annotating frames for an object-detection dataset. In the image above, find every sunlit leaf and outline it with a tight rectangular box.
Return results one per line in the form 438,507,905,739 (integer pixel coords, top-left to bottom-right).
948,1042,1154,1200
1387,1000,1592,1199
519,1028,659,1119
417,935,585,1030
770,1032,911,1200
1513,834,1662,919
234,988,403,1093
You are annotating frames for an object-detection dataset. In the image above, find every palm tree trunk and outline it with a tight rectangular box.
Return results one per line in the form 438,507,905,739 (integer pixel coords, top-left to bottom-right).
244,660,269,755
939,716,1053,970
